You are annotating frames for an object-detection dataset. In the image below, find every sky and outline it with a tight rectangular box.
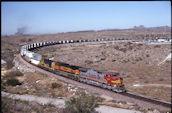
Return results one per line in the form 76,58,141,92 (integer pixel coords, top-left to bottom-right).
1,1,171,35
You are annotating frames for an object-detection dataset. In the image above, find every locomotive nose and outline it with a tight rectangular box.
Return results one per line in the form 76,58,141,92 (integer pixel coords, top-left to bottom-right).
111,77,123,85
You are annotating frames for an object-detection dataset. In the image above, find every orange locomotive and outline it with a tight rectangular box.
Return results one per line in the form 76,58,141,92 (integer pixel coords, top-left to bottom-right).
52,61,80,75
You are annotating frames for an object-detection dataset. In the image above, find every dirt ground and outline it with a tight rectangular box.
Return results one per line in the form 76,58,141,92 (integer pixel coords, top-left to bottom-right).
1,27,171,112
2,96,64,113
1,70,80,99
37,41,171,102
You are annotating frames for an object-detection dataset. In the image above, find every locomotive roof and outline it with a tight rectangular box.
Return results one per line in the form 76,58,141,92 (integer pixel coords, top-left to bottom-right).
106,72,119,75
56,61,81,70
79,68,119,74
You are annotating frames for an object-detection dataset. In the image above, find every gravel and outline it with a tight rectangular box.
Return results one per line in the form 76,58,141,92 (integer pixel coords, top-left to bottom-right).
96,105,141,113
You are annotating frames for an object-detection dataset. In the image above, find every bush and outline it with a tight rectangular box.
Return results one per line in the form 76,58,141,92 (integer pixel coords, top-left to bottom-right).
119,48,127,53
20,38,32,42
112,59,116,62
159,78,164,81
20,38,27,42
51,82,62,89
154,45,160,48
144,80,149,83
6,62,14,69
4,71,23,79
6,78,22,86
121,59,129,63
65,92,103,113
137,44,143,47
85,60,93,64
114,46,119,50
135,57,142,62
146,54,150,57
128,45,133,50
2,97,12,113
28,38,32,42
100,57,106,61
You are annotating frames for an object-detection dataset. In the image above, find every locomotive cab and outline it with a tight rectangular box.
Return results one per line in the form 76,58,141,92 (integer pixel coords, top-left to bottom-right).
104,72,125,92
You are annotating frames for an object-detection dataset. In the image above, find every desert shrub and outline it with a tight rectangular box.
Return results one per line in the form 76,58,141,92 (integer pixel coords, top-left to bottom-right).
57,93,63,97
118,101,127,104
121,59,129,63
119,48,127,53
159,78,164,81
154,45,160,48
2,50,15,69
4,71,23,79
146,54,150,57
2,97,12,113
28,38,32,42
12,71,23,77
138,75,144,79
112,59,116,62
65,92,103,113
166,60,171,64
114,46,119,50
85,60,93,64
100,57,106,61
137,44,143,46
101,51,106,55
127,42,132,45
1,82,6,91
42,54,48,58
51,82,62,89
6,62,14,69
144,80,149,83
6,78,22,86
20,38,27,42
135,57,142,62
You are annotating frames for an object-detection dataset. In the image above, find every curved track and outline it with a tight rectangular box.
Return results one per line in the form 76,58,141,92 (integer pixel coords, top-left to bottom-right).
19,39,171,111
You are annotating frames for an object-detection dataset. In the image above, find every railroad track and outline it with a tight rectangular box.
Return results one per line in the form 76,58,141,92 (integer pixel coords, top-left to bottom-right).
18,54,171,112
123,92,171,108
18,39,171,111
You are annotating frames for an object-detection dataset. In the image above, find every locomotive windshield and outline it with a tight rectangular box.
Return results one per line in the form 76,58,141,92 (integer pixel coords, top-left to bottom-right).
112,74,120,77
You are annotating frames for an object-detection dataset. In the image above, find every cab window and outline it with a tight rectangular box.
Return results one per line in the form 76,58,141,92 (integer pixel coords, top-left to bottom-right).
112,74,120,77
106,75,111,77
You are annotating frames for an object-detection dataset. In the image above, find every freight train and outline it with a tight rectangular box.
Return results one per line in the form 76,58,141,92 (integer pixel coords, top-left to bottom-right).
20,39,126,93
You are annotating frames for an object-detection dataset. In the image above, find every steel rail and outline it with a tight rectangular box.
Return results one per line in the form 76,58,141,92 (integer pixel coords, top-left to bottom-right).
123,92,171,108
